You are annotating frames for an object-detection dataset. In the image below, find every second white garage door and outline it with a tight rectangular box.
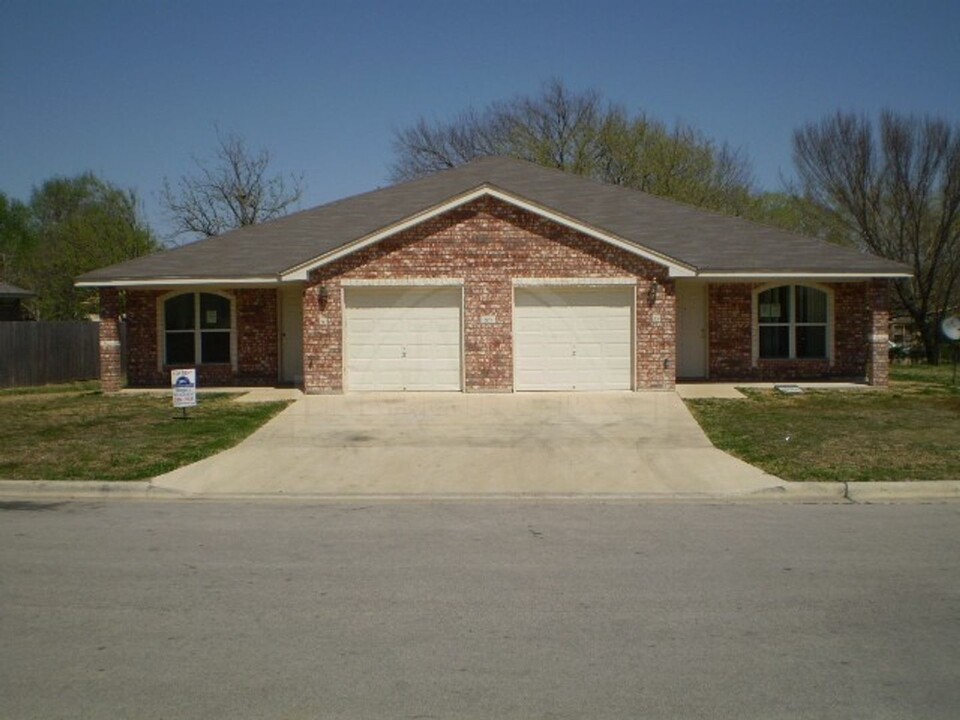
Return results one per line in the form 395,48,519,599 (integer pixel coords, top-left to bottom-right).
345,287,462,391
514,286,633,391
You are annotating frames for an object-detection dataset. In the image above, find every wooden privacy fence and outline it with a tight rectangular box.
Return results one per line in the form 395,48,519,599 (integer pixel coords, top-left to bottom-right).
0,321,101,387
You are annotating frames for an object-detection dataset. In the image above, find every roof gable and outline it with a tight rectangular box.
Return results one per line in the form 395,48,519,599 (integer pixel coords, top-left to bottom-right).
281,184,696,280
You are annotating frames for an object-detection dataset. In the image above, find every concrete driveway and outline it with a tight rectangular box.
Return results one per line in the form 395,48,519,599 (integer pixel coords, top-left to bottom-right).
152,392,785,497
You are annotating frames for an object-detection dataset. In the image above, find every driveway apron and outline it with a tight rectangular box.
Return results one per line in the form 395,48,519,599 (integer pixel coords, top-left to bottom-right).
152,392,785,497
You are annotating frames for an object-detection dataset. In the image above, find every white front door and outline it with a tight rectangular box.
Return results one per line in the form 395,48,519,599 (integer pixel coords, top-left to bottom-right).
280,285,303,385
344,287,462,391
514,287,633,391
677,282,707,378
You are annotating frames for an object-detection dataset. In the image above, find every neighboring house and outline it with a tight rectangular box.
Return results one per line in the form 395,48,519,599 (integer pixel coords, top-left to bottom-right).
77,157,910,393
890,307,959,359
0,282,35,321
889,315,918,350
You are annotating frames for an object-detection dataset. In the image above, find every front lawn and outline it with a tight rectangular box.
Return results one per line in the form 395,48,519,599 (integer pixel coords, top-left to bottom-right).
0,385,290,481
685,365,959,482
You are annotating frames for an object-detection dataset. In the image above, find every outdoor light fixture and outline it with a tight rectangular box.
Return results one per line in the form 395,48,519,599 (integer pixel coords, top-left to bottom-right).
647,282,659,305
317,285,329,302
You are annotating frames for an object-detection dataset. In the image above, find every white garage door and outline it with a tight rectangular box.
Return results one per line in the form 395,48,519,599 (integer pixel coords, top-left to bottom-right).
514,287,633,391
345,287,462,391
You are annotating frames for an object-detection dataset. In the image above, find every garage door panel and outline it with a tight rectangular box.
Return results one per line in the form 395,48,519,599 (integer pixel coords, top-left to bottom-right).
593,316,626,332
345,288,462,392
514,287,633,391
405,344,459,360
576,342,605,358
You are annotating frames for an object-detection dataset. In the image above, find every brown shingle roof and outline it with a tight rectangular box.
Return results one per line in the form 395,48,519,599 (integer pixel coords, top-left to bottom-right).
77,156,910,284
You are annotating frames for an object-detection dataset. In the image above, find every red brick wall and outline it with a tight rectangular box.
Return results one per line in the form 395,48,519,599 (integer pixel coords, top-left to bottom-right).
235,289,279,383
303,197,675,393
125,289,160,386
98,289,123,392
866,279,891,386
708,280,890,384
706,284,752,379
123,288,278,387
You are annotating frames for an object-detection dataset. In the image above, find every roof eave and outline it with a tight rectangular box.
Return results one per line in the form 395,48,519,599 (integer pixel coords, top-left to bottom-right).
75,276,286,289
696,270,912,280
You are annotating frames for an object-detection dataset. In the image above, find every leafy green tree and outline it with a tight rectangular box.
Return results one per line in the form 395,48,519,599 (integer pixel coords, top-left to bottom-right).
0,192,37,289
793,111,960,363
390,79,755,215
19,173,158,319
595,107,753,214
744,192,849,243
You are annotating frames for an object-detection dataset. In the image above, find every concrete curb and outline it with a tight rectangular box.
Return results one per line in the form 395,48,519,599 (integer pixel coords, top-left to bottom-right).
743,482,849,502
845,480,960,503
0,480,179,499
1,480,958,503
136,490,845,503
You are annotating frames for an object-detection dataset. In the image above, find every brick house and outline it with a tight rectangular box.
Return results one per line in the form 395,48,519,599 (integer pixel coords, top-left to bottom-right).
77,157,909,393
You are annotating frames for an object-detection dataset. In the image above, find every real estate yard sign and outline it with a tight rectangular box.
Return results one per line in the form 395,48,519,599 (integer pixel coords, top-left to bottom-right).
171,369,197,410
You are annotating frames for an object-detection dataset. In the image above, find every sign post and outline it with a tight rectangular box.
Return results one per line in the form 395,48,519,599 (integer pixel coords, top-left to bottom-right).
171,369,197,419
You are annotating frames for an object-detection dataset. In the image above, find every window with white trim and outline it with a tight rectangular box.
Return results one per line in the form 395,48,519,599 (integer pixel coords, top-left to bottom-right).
163,292,233,365
757,285,828,359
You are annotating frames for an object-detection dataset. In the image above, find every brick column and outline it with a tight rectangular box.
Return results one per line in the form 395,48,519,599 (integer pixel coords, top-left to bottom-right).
866,280,890,386
637,277,676,389
99,288,123,392
302,279,343,393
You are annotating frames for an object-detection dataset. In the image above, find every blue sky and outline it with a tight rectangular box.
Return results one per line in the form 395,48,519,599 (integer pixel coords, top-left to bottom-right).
2,0,958,239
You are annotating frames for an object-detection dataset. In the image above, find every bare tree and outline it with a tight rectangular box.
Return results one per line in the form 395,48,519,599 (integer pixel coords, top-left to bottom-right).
793,111,960,363
162,131,304,239
500,78,601,173
390,79,754,215
390,80,601,181
390,110,507,181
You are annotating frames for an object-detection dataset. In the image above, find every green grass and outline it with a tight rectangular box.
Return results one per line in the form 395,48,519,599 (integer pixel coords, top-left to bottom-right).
888,362,959,390
685,365,960,482
0,380,101,396
0,386,290,481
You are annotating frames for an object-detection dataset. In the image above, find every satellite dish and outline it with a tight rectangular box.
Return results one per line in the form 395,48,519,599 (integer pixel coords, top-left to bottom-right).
942,316,960,342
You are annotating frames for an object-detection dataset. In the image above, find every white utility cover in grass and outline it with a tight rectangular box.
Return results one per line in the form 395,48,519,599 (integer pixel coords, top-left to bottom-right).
514,287,633,391
345,287,462,391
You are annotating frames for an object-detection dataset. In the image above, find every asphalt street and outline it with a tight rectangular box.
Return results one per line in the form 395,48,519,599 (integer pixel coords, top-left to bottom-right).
1,500,958,719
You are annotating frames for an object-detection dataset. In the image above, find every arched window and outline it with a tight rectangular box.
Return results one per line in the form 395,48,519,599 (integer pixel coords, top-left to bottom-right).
163,292,233,365
757,285,829,359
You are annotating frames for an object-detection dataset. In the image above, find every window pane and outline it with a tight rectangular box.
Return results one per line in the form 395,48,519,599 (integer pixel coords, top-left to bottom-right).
166,333,195,364
201,331,230,363
759,326,790,358
164,294,195,331
200,293,231,329
758,286,790,324
796,286,827,323
796,326,826,358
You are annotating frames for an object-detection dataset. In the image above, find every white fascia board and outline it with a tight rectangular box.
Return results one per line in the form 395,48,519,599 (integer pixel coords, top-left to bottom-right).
281,185,696,281
513,277,637,286
699,272,912,280
340,278,465,287
75,277,282,289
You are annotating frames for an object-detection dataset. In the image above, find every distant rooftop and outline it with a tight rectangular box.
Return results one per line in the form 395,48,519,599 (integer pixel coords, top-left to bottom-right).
0,281,35,298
